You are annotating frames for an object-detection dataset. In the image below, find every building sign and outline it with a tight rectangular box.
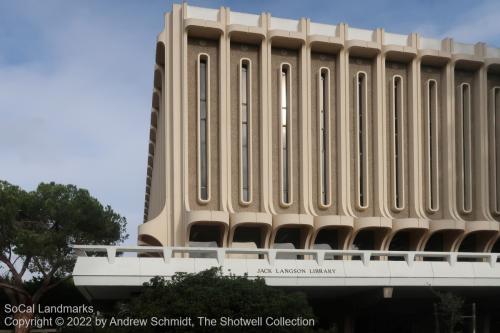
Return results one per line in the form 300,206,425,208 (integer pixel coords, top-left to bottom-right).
255,267,336,275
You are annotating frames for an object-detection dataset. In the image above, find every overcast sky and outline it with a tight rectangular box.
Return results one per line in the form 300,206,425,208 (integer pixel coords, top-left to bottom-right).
1,0,499,245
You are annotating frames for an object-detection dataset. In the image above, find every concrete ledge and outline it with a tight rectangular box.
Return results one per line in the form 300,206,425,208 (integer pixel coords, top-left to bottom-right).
346,40,380,58
419,50,451,66
486,58,500,73
272,213,314,229
392,218,429,231
308,35,343,54
269,30,306,48
184,19,224,39
429,219,465,233
230,212,272,227
464,220,500,233
383,45,417,62
354,216,392,230
186,210,229,226
228,25,266,44
452,54,484,70
314,215,354,229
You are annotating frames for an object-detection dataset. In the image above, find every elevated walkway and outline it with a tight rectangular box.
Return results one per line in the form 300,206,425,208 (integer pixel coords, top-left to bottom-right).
72,245,500,300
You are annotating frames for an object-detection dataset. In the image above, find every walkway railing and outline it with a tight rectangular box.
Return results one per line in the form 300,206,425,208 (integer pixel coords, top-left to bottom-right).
72,245,500,267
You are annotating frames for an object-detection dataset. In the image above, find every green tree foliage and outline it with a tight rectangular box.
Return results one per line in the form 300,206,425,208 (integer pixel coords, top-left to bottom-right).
119,267,317,333
0,180,127,332
435,291,464,333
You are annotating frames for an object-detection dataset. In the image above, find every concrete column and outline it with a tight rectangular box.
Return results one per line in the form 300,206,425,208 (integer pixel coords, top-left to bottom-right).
173,3,184,246
219,7,229,213
260,13,271,214
299,18,311,215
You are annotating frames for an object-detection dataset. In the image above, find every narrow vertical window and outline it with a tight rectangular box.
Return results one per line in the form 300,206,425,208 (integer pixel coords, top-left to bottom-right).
240,60,251,204
426,80,439,212
391,76,405,211
198,55,210,202
356,72,368,209
492,87,500,215
457,83,472,213
280,65,291,205
319,69,330,207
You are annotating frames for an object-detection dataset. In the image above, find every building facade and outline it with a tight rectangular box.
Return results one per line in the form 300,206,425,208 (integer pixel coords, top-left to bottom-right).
139,3,500,255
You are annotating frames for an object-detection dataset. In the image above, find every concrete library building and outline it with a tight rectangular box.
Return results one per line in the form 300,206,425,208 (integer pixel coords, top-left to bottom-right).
73,3,500,332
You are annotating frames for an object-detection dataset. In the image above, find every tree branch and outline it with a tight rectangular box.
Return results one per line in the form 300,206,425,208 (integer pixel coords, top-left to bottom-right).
0,254,22,285
32,266,63,305
19,256,32,279
33,275,71,305
0,281,30,297
33,258,48,278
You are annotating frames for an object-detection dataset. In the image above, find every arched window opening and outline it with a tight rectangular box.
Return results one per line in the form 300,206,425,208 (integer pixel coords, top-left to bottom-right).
240,60,252,204
233,226,264,249
280,64,292,205
388,231,411,261
391,76,405,211
423,231,449,261
425,80,440,213
457,83,472,214
313,228,340,260
189,225,222,247
313,229,339,250
319,68,331,207
274,227,308,259
389,231,410,251
351,229,378,261
352,229,375,251
491,87,500,216
355,72,368,209
155,42,165,67
189,224,222,258
491,238,500,254
198,54,210,202
458,233,480,262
